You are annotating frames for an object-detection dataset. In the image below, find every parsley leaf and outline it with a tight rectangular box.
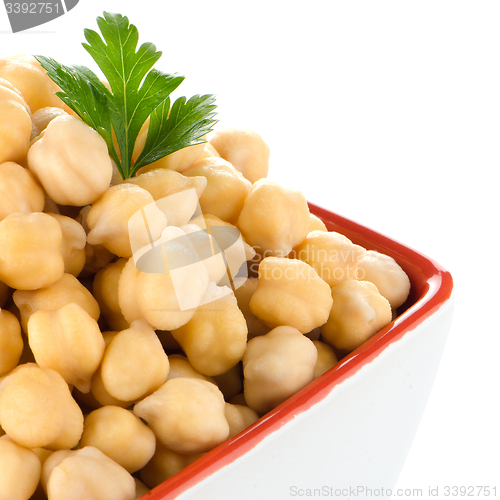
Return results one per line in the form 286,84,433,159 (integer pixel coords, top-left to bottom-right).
35,12,217,180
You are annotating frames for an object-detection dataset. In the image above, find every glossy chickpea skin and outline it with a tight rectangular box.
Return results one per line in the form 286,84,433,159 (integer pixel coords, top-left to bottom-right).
0,309,24,377
79,406,156,473
167,354,215,384
0,79,31,164
320,280,392,353
99,320,169,402
0,212,64,290
0,162,45,221
27,303,105,393
134,377,229,455
13,273,100,333
224,403,259,439
293,230,366,287
183,157,251,224
0,435,41,500
92,259,130,331
0,363,83,450
312,340,339,379
27,115,113,206
356,250,411,310
243,326,318,415
43,446,136,500
249,257,333,334
48,213,87,277
171,284,248,376
209,127,270,183
238,179,311,258
0,55,68,113
87,183,168,258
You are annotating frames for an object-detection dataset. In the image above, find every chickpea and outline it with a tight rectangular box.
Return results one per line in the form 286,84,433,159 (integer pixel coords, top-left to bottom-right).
87,183,168,258
232,277,270,339
139,440,202,489
189,213,257,279
90,367,135,409
249,257,333,334
79,406,156,473
47,213,87,277
93,259,130,332
183,157,252,224
133,377,229,455
312,340,339,378
320,280,392,353
196,142,221,162
27,115,113,206
30,107,68,140
0,363,83,450
0,309,24,377
171,283,248,376
243,326,318,415
79,243,115,278
167,354,215,384
356,250,411,310
13,273,100,333
0,435,41,500
213,363,243,401
0,212,64,290
309,213,328,232
27,303,105,393
209,128,270,183
293,230,366,287
0,55,68,112
99,320,169,402
125,166,207,202
238,179,311,258
44,446,136,500
134,478,150,498
0,162,45,221
119,227,210,330
0,79,32,165
224,403,259,439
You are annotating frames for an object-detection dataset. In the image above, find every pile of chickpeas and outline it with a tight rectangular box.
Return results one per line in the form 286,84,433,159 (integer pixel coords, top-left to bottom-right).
0,55,412,500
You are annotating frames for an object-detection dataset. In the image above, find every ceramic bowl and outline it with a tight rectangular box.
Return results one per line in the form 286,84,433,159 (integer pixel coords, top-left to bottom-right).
140,202,454,500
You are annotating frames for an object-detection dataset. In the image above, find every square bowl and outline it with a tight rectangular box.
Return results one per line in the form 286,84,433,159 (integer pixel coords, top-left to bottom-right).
140,202,454,500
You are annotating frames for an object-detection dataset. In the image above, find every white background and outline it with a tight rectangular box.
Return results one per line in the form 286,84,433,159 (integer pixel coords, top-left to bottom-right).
1,1,499,497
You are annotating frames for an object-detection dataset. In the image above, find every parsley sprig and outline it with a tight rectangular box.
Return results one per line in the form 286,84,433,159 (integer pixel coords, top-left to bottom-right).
35,12,217,180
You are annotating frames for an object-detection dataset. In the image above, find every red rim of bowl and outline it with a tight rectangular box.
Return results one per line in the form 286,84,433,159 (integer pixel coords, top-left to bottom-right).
141,202,454,499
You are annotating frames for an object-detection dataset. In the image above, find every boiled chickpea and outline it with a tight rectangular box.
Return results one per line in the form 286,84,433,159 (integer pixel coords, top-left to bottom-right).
0,363,83,450
27,303,105,393
209,127,270,183
0,212,64,290
0,309,24,377
133,377,229,455
320,280,392,353
238,179,310,257
79,406,156,473
243,326,318,415
99,320,169,402
0,161,45,221
27,115,113,206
